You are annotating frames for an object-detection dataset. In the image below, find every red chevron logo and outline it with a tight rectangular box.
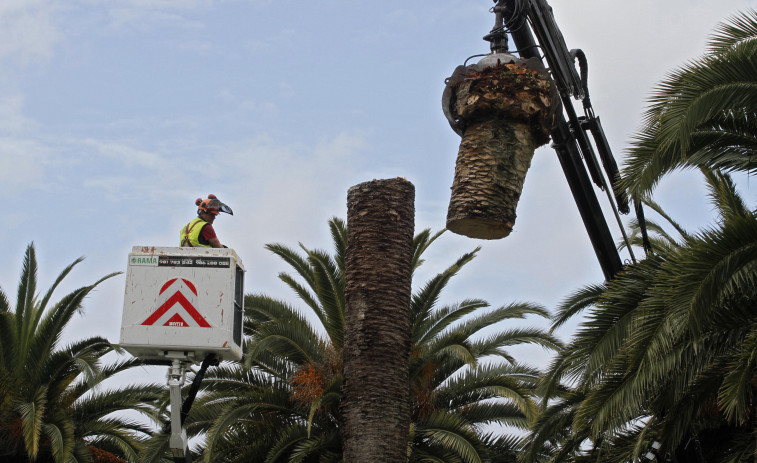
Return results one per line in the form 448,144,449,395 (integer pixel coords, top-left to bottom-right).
141,278,211,327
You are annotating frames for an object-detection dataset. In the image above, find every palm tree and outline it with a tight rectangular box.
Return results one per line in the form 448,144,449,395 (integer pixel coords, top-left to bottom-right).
0,244,163,463
524,169,757,462
523,11,757,461
187,218,560,462
620,9,757,200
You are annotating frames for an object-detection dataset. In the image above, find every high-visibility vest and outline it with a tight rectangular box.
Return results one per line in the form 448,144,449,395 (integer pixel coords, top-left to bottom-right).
180,217,211,247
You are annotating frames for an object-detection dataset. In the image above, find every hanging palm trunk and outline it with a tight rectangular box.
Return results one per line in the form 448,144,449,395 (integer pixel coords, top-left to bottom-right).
446,62,555,239
342,178,415,463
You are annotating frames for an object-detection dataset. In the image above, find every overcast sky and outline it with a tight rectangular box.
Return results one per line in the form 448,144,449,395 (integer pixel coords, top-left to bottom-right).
1,0,755,382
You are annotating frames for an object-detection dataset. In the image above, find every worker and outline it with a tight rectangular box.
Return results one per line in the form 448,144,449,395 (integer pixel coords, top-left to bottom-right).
179,194,233,248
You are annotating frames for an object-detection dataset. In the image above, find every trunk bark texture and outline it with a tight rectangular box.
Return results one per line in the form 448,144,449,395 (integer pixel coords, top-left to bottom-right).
341,178,415,463
446,63,555,239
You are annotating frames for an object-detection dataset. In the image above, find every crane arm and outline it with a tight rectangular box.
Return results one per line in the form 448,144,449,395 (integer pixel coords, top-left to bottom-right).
496,0,646,279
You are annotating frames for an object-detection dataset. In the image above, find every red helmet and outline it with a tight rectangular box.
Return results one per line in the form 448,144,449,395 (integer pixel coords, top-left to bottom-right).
196,194,233,216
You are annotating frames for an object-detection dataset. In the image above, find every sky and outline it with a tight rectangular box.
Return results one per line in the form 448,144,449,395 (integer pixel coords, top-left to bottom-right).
1,0,756,395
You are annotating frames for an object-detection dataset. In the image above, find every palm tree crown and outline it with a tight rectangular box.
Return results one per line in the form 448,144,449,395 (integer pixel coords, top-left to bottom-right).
188,218,560,462
0,244,162,463
525,167,757,462
524,11,757,460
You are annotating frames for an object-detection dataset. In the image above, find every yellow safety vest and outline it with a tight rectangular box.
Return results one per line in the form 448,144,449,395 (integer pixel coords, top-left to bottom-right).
180,217,211,247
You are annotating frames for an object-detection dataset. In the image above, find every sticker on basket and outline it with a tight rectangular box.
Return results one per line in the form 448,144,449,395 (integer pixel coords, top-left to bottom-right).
141,278,211,328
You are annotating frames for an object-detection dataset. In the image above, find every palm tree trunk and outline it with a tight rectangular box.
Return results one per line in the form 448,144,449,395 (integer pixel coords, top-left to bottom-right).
342,178,415,463
446,63,554,239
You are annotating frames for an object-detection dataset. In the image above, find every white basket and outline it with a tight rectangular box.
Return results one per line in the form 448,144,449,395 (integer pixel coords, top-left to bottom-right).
119,246,245,362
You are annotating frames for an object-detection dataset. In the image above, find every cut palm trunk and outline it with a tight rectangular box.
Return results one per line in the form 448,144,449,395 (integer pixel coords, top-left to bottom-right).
445,61,556,239
342,178,414,463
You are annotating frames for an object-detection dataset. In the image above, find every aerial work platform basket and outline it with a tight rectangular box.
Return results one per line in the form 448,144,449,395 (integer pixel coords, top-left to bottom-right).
119,246,245,363
119,246,245,460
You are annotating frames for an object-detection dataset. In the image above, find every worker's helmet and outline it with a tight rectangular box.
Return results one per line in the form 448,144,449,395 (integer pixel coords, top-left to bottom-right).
196,194,233,216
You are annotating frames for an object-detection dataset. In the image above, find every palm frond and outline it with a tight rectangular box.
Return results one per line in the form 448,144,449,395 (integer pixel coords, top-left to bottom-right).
245,295,324,366
414,299,488,346
266,243,317,291
620,10,757,198
702,168,751,222
16,384,48,459
414,411,484,463
328,217,347,275
411,228,446,273
709,9,757,53
550,284,605,333
304,248,345,348
411,248,479,341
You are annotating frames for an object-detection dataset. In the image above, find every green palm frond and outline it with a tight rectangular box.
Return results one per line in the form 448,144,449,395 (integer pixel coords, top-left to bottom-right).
621,216,681,254
535,173,757,459
411,228,446,273
77,420,146,461
328,217,348,275
414,411,485,463
575,256,664,384
522,388,587,462
66,357,147,403
289,428,341,462
276,271,322,319
414,299,488,347
304,248,345,348
42,420,71,463
39,339,112,399
16,244,39,339
37,255,84,319
72,385,164,426
17,384,48,459
440,363,539,421
264,425,311,463
549,284,605,333
430,303,551,360
709,9,757,53
459,402,530,430
668,216,757,335
702,168,751,222
202,383,299,461
717,326,757,423
246,295,324,366
620,10,757,199
0,285,10,313
471,327,562,361
411,248,480,341
267,243,317,291
641,196,690,239
25,275,118,383
0,244,150,462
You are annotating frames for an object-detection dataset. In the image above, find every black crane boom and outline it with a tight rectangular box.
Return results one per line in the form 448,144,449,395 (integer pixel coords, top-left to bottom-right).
499,0,632,280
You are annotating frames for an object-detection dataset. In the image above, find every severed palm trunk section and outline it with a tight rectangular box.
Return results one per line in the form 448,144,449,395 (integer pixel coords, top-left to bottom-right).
446,62,555,239
342,178,414,463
